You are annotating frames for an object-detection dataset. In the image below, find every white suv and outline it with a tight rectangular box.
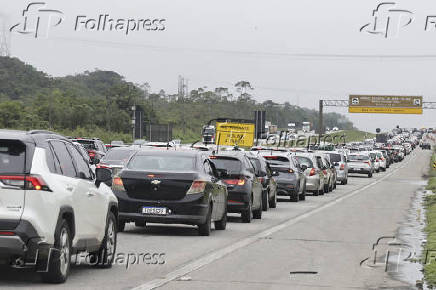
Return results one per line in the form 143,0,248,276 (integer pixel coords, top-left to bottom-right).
0,130,118,283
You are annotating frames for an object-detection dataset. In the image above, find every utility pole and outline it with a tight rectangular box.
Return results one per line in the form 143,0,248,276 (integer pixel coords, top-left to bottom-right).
318,100,324,145
131,105,136,142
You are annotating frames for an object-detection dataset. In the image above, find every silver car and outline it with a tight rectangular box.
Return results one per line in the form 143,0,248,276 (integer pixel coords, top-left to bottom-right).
294,153,326,196
327,151,348,185
347,153,374,178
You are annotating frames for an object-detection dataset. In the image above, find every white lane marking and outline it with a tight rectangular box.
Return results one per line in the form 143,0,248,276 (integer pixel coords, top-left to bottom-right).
132,152,416,290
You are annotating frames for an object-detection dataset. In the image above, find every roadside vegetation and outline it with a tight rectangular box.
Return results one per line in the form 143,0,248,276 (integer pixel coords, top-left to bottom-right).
329,130,375,143
0,56,354,143
423,148,436,287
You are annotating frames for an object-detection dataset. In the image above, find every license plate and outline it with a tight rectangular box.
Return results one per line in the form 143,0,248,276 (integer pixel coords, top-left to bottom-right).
142,207,168,215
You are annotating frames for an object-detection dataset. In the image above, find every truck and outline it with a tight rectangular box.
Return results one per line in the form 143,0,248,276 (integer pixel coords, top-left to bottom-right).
202,125,216,144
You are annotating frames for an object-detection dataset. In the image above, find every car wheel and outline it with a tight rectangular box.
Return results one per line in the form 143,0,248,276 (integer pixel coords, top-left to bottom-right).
241,198,252,223
253,195,262,219
299,185,306,201
117,220,126,232
262,190,269,211
41,220,71,283
341,180,346,185
90,212,117,268
198,205,212,236
135,220,146,227
214,205,227,230
290,188,299,202
269,191,277,208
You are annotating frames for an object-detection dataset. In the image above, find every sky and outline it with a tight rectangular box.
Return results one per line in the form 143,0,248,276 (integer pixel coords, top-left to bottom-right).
1,0,436,132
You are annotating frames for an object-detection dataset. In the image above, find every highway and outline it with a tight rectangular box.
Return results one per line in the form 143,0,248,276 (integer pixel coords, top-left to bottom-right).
0,148,430,290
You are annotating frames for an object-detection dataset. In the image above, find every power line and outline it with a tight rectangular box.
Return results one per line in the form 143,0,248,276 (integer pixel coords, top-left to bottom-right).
51,36,436,60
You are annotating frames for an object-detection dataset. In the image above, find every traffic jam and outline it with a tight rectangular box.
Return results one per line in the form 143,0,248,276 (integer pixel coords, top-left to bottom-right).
0,124,433,283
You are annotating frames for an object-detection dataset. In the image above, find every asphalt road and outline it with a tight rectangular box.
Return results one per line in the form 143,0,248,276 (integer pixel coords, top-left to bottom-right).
0,149,430,290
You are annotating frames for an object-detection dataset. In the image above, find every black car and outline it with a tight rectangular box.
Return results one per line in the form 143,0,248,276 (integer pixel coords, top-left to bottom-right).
210,152,263,223
70,138,107,164
260,153,306,202
113,150,227,236
246,153,278,211
98,147,138,184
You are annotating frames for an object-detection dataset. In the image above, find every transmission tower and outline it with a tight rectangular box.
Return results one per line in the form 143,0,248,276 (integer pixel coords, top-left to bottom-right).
0,17,10,57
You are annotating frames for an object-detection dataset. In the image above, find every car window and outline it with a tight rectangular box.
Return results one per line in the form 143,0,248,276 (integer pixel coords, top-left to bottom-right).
316,156,324,169
50,141,77,178
128,155,196,171
328,153,341,163
0,140,26,174
65,142,92,180
210,156,243,174
295,156,313,168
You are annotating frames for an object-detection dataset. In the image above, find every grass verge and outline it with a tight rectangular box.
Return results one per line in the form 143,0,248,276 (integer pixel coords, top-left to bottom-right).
423,148,436,287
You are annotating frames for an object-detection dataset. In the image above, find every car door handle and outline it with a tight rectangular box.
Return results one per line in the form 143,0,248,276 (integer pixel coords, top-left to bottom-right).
87,191,96,197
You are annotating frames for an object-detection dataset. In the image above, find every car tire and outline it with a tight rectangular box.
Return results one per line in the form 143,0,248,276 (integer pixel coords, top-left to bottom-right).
262,190,269,211
290,188,299,202
135,220,146,227
198,205,212,236
241,198,252,223
253,195,262,219
41,219,71,284
117,220,126,232
299,185,306,201
269,191,277,208
341,180,346,185
90,212,117,268
214,206,227,230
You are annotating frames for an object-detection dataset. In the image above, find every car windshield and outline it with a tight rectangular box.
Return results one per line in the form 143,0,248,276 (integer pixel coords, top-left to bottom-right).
210,157,242,174
263,156,289,166
348,155,369,161
102,150,135,162
295,156,313,168
328,153,342,163
74,140,96,150
127,155,196,171
0,140,26,174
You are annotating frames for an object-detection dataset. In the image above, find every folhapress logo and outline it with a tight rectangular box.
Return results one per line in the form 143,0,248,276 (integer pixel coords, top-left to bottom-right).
360,2,413,38
10,2,166,39
10,2,64,38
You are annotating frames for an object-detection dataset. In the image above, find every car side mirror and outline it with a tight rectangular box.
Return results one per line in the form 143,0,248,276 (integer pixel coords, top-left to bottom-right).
300,164,308,171
272,171,279,177
95,168,112,187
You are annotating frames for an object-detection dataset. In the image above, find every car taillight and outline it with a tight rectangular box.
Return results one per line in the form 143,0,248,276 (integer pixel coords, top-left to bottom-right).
309,168,316,176
0,231,15,236
187,180,206,194
381,157,385,161
224,179,246,186
96,163,110,169
112,177,125,191
0,175,50,191
88,150,96,157
340,164,345,170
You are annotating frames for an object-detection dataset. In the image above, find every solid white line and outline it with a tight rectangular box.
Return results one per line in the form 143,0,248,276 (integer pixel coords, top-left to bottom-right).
132,152,416,290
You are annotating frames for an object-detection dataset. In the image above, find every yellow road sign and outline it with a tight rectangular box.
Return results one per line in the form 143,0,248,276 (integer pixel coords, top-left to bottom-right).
349,95,423,114
216,122,255,147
